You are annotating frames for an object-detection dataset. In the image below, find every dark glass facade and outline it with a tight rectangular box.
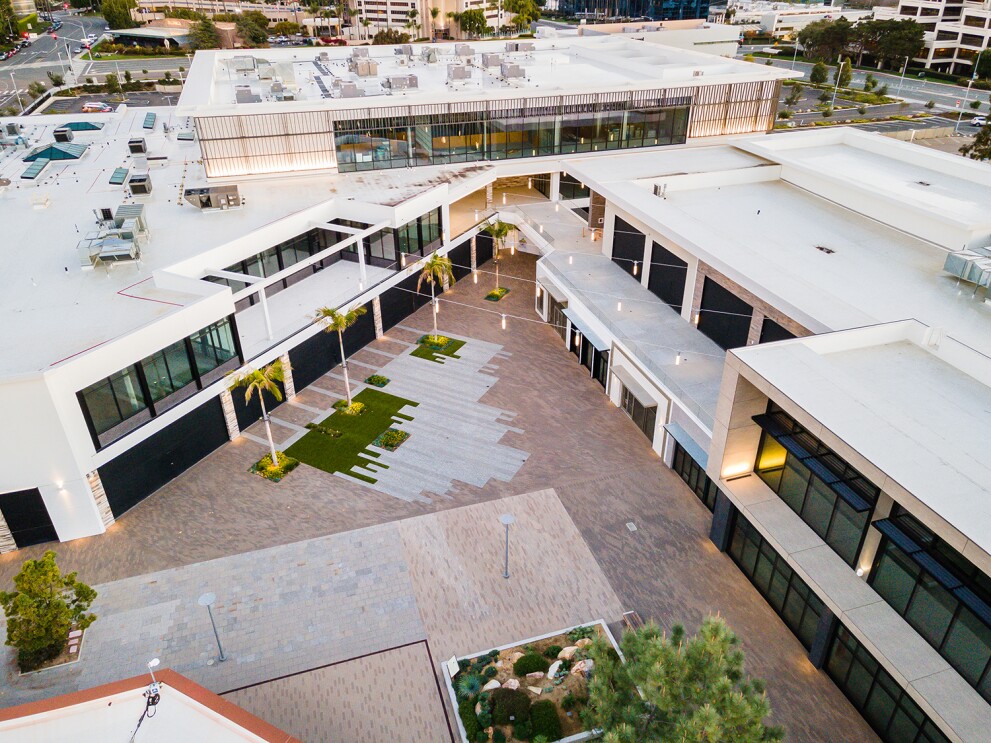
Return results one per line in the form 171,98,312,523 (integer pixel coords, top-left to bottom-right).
334,102,690,172
672,442,719,511
621,384,657,441
78,316,241,450
562,0,709,21
869,509,991,703
754,405,878,567
729,512,826,649
826,625,950,743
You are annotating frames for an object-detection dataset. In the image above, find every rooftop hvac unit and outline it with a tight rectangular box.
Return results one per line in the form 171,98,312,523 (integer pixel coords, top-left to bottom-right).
128,137,147,154
386,74,418,90
448,64,470,81
395,44,413,56
54,128,74,143
506,41,534,52
232,55,257,72
481,53,502,67
500,62,524,79
339,82,363,98
5,123,19,137
943,247,991,289
455,43,474,57
348,58,378,76
184,185,242,211
318,51,330,62
420,47,437,62
351,47,369,58
128,173,152,195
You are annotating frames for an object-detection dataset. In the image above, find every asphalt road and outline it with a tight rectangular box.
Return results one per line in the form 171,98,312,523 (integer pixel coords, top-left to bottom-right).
0,12,107,109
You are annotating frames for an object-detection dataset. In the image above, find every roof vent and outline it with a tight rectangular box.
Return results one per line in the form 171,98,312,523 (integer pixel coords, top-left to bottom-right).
500,62,525,79
481,53,503,67
184,185,242,211
448,64,471,81
815,245,835,255
916,181,931,187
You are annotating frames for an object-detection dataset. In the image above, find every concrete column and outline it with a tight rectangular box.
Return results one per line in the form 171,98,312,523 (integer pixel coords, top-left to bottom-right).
747,311,765,346
550,172,561,202
356,237,367,283
441,203,451,244
709,490,736,552
485,182,493,208
470,235,477,272
220,388,240,441
280,352,295,399
372,295,384,338
258,290,273,340
0,512,15,554
858,491,895,579
87,471,115,528
809,608,838,669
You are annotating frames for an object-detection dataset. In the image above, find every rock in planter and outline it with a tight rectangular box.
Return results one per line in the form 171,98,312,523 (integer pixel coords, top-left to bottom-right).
526,671,545,680
503,678,520,690
510,651,525,663
571,658,594,678
482,679,502,691
546,660,562,679
575,638,593,648
527,686,543,696
558,646,579,660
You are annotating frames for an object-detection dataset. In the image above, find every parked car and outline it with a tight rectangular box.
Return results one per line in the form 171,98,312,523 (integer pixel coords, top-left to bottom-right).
971,116,987,127
81,101,113,113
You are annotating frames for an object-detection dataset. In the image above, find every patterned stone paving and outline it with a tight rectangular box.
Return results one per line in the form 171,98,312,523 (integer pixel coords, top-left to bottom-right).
0,251,878,742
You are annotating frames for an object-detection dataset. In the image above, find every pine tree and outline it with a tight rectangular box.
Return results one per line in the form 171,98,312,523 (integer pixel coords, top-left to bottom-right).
961,123,991,162
583,616,784,743
809,61,828,86
190,19,223,49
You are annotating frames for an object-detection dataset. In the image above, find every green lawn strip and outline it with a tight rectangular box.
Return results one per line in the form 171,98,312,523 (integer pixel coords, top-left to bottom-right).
284,388,417,482
411,338,466,363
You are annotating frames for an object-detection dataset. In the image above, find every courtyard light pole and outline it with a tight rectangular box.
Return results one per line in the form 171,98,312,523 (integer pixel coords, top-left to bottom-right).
499,513,515,579
198,592,227,662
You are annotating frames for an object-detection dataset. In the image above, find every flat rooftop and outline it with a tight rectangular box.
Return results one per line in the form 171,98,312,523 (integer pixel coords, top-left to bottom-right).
733,321,991,561
177,36,791,116
0,108,491,377
567,129,991,358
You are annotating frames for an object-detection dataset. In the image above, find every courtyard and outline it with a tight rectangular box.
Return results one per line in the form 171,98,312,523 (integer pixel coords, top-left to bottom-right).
0,249,877,741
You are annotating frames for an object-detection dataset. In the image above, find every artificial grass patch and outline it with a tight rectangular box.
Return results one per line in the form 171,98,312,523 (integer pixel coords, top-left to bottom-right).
285,388,417,483
484,287,510,302
411,336,466,363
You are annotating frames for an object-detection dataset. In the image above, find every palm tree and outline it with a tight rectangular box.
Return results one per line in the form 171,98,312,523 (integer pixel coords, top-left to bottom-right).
315,304,368,405
417,253,455,341
483,220,511,289
228,360,287,466
361,16,370,39
430,5,440,37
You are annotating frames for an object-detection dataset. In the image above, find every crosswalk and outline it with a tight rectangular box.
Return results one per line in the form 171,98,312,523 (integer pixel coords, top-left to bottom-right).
0,89,30,96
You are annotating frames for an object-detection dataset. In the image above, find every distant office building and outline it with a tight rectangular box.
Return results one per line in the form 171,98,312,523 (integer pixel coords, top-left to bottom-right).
563,0,710,22
881,0,991,76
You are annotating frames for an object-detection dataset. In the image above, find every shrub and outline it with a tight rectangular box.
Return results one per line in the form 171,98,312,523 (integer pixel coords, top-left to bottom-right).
821,107,833,118
250,451,299,482
925,100,935,109
513,651,550,676
458,697,480,740
457,673,484,699
374,428,409,451
492,730,507,743
567,625,595,643
513,720,532,740
971,100,982,110
483,665,498,678
419,334,451,348
304,422,341,437
543,644,562,659
530,700,563,741
491,687,531,725
477,708,492,727
364,374,390,387
342,401,365,416
474,731,488,743
777,110,792,119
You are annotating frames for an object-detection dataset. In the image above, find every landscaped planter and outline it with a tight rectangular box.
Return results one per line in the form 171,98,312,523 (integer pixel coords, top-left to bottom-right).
443,620,622,743
412,335,465,362
485,287,510,302
372,427,409,451
18,627,87,675
364,374,390,388
249,451,299,482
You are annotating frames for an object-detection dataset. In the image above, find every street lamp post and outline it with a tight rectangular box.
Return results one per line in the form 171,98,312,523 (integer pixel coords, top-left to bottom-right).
499,513,515,579
791,41,800,71
829,53,843,111
955,76,976,134
896,55,910,96
198,592,227,662
10,72,23,114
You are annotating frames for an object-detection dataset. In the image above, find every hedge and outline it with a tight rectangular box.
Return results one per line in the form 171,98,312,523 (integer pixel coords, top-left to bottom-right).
458,696,480,740
530,700,563,741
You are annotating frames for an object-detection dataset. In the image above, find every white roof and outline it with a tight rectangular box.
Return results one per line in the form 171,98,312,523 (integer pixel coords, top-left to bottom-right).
567,129,991,357
732,321,991,560
176,36,791,116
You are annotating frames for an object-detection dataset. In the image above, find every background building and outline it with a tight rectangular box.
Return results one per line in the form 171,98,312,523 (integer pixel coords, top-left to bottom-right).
884,0,991,76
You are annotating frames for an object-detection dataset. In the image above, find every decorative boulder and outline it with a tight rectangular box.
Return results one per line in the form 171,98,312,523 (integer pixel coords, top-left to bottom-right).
575,638,593,648
482,679,502,691
558,646,579,660
527,686,543,696
526,671,544,680
546,660,562,679
510,651,525,663
571,658,594,677
503,678,520,690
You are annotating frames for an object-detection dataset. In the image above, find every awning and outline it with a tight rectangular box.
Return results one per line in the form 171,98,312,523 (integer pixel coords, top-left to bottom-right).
562,308,609,352
664,422,708,469
541,280,567,304
611,364,664,408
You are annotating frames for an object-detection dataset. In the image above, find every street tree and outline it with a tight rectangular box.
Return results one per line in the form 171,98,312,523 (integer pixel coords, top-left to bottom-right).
190,19,223,49
228,360,287,465
315,305,367,405
104,73,121,95
483,219,511,289
961,123,991,161
27,81,47,99
874,19,924,70
47,71,65,87
273,20,301,36
102,0,137,30
583,617,784,743
0,551,97,672
372,27,411,44
809,61,828,86
796,17,851,62
458,8,488,38
834,57,852,88
784,83,804,106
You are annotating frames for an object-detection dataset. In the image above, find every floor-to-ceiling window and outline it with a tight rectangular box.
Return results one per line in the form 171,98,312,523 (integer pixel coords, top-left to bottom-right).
728,512,825,649
825,625,950,743
869,507,991,703
78,316,242,450
673,442,719,512
753,404,878,567
621,385,657,442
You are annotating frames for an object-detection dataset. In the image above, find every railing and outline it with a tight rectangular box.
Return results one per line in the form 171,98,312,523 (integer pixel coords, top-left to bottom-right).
541,258,717,432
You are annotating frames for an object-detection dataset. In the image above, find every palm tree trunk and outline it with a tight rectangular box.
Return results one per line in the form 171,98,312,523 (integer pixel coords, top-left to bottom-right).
431,281,438,337
260,396,279,465
338,329,352,405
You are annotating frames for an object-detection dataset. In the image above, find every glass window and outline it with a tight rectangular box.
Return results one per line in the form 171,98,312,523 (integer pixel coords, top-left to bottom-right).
941,607,991,686
871,543,920,615
906,574,956,648
79,366,148,436
189,317,239,384
140,339,196,407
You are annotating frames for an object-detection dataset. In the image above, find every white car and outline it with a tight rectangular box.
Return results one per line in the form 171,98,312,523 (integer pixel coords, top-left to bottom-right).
970,116,987,127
